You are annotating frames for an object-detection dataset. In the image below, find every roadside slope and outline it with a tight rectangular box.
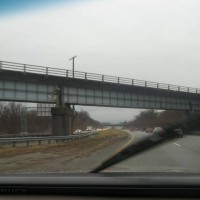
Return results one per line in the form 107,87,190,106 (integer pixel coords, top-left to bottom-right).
0,129,132,173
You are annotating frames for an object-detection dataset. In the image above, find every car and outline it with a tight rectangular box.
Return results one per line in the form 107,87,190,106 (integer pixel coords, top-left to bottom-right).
153,127,163,134
145,127,153,133
73,129,82,134
174,128,184,137
86,126,93,131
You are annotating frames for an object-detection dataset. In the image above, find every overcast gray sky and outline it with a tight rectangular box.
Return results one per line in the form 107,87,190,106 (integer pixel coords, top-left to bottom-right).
1,0,200,123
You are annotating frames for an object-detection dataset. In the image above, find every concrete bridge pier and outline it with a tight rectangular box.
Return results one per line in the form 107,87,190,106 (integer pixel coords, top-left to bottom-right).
51,86,74,136
51,106,73,136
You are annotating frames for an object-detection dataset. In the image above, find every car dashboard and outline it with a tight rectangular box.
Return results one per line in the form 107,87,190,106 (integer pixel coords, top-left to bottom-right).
0,172,200,199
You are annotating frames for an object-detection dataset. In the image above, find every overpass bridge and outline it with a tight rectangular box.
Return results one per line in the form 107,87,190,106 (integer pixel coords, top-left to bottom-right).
100,124,125,128
0,60,200,135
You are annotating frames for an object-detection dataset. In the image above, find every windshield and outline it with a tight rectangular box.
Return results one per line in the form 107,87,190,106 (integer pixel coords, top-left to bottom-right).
0,0,200,174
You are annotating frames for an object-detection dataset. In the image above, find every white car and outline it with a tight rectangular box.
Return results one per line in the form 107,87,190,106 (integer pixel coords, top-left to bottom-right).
153,127,163,134
86,126,93,131
74,129,82,134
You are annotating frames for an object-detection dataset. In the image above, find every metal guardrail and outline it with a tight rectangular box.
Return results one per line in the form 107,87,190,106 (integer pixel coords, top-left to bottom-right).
0,133,52,138
1,60,200,94
0,132,92,147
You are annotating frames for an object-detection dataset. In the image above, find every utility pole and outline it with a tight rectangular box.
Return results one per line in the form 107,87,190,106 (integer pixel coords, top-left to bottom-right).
69,56,77,78
69,56,77,133
72,104,75,134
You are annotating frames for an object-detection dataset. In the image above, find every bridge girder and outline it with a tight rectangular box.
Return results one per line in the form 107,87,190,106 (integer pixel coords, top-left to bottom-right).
0,70,200,112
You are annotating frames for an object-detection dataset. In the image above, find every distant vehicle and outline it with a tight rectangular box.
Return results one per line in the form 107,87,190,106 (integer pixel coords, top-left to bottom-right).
130,128,135,132
145,127,153,133
74,129,82,134
174,128,183,137
86,126,93,131
153,127,163,134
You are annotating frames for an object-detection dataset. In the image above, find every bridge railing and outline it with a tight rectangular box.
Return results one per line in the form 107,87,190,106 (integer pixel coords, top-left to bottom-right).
86,73,102,81
1,60,200,94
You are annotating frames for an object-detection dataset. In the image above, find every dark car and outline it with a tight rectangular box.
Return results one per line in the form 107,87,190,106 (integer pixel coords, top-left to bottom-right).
174,128,184,137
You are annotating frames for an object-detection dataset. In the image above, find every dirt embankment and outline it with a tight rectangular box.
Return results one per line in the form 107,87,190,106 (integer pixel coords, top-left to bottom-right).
0,129,130,173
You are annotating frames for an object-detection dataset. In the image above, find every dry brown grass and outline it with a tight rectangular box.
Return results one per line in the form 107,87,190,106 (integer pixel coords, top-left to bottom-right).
0,129,127,158
0,129,128,172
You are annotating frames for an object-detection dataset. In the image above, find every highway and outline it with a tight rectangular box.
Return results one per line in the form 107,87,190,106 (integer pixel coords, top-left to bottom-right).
110,131,200,173
0,130,199,173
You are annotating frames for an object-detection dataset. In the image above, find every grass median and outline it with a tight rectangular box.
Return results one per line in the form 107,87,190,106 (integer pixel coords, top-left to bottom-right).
0,129,129,173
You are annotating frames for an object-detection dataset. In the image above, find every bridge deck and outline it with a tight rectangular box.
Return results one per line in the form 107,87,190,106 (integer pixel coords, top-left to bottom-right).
0,61,200,111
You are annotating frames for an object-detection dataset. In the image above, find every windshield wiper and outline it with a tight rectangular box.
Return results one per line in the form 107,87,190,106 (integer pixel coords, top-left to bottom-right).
90,113,199,173
90,129,177,173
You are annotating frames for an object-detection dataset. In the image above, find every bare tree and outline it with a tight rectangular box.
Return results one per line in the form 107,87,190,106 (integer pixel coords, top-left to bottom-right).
0,102,23,134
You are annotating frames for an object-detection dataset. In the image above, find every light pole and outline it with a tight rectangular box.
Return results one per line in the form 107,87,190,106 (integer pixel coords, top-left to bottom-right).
69,56,77,78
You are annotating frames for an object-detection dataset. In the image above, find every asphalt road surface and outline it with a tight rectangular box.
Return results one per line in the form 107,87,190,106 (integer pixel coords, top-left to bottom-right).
0,130,199,173
108,131,200,173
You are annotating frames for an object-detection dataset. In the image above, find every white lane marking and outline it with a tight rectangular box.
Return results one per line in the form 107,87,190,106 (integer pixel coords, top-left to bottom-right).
173,143,181,147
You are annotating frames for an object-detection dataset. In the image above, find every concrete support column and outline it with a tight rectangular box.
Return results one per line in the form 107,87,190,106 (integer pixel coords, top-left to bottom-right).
20,107,28,136
51,106,73,136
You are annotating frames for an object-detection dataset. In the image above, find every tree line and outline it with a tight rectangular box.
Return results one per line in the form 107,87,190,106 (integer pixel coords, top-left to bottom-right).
1,102,199,135
0,102,51,135
126,109,200,131
0,102,100,135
